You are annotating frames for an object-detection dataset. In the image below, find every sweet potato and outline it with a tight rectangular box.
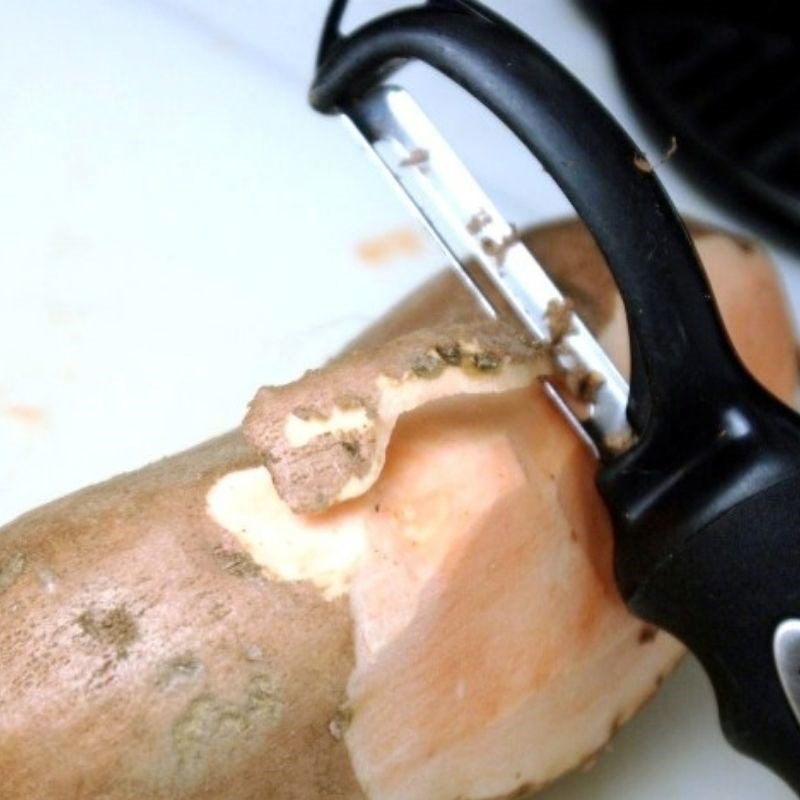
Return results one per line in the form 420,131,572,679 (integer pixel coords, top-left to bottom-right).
0,219,796,800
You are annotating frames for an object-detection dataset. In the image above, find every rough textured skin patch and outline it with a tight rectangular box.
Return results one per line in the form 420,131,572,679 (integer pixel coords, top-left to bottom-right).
0,551,26,594
172,673,284,773
244,322,552,514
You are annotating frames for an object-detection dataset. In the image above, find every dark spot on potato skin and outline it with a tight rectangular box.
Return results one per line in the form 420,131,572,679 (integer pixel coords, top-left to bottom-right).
470,351,501,372
76,605,138,659
435,342,463,366
208,601,232,621
639,625,659,644
328,704,353,741
212,545,262,579
340,439,360,458
411,351,445,378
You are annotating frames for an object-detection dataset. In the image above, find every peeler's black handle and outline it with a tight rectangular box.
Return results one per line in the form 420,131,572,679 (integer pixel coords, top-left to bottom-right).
600,364,800,791
621,470,800,790
311,0,800,793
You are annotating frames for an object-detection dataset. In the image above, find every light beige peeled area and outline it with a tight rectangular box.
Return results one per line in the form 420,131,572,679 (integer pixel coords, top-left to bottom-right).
211,322,554,601
0,219,797,800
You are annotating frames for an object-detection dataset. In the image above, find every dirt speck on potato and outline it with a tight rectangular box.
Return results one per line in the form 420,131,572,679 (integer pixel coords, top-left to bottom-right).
411,352,445,378
435,342,463,366
399,148,429,168
480,224,519,266
510,781,539,799
0,551,27,594
328,705,353,741
340,438,362,459
208,601,232,622
212,545,262,580
546,298,576,344
76,605,138,659
566,367,605,404
466,208,492,234
243,643,264,662
639,625,659,644
469,351,502,372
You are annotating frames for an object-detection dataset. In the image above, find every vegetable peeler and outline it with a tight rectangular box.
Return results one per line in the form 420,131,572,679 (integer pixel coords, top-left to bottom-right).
310,0,800,794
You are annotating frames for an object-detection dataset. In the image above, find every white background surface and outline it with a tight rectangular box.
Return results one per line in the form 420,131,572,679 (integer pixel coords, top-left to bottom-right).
1,2,797,798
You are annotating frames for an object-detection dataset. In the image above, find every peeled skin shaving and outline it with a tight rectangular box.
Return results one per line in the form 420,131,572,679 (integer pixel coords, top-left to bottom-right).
0,220,797,800
244,322,553,515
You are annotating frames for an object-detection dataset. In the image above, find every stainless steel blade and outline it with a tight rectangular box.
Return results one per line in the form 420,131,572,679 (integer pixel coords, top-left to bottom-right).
342,84,632,455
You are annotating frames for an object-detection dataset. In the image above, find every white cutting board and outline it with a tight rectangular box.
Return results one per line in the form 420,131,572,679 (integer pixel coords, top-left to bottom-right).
0,2,796,798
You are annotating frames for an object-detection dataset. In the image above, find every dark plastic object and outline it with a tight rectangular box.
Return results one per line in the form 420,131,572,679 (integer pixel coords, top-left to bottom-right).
311,0,800,792
583,0,800,248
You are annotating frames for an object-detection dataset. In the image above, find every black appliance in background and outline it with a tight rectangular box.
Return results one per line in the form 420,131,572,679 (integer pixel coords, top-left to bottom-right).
583,1,800,249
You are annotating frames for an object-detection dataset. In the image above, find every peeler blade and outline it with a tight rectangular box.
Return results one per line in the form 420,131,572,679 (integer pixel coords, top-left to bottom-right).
341,85,632,456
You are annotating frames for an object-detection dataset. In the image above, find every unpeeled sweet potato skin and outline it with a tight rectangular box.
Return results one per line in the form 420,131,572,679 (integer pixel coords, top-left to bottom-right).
0,219,796,800
0,432,361,799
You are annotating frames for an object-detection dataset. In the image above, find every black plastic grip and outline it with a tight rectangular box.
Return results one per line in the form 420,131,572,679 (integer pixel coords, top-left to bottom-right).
629,474,800,790
598,374,800,796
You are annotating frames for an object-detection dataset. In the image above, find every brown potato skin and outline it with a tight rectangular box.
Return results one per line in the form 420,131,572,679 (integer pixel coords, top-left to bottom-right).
0,219,795,800
0,433,360,799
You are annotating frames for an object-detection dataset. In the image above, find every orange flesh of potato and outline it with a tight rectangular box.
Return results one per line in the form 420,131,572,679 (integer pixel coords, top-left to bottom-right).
0,220,796,800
